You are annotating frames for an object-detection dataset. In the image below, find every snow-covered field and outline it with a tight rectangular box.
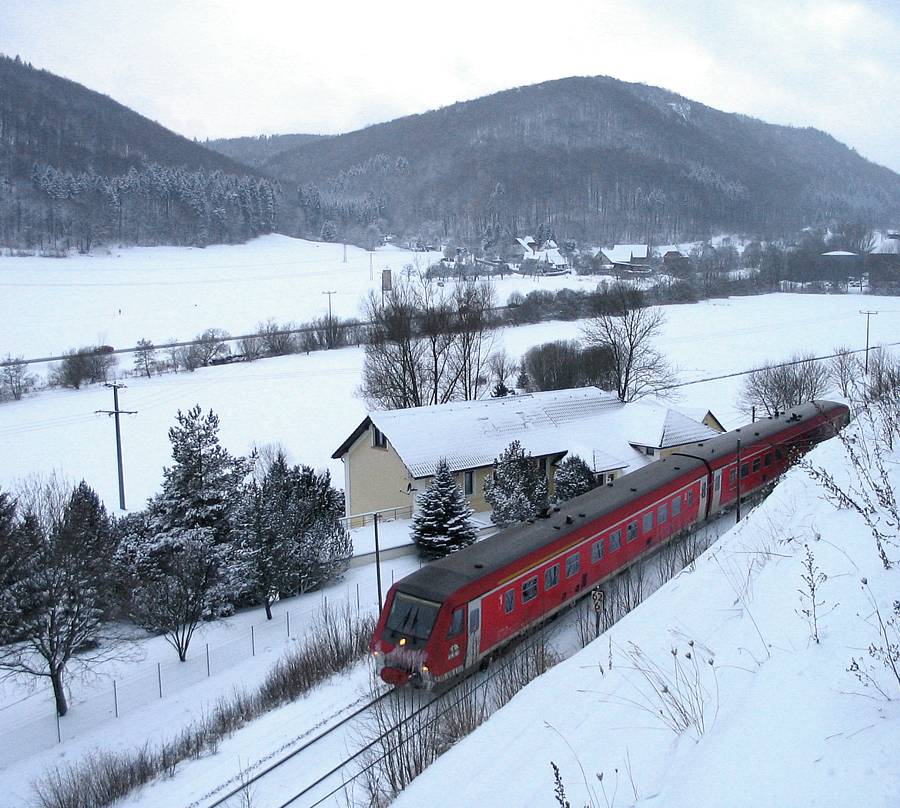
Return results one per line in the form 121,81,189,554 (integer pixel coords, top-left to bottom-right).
2,236,899,807
0,235,604,358
0,286,896,513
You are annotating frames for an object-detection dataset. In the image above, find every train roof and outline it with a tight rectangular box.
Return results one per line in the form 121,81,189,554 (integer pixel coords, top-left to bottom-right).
395,400,844,605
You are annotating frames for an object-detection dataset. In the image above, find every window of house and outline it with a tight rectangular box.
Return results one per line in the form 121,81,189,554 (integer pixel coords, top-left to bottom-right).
672,496,681,516
658,504,668,524
595,473,606,486
591,539,604,563
545,564,560,590
448,607,465,637
752,457,761,473
764,452,773,467
504,590,515,614
645,446,656,456
565,553,581,578
626,521,638,542
522,577,538,603
609,529,622,551
740,463,749,478
372,426,387,449
642,512,654,533
464,470,474,496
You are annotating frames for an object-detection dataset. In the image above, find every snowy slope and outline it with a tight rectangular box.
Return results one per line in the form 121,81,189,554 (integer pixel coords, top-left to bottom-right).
0,293,896,513
390,430,900,808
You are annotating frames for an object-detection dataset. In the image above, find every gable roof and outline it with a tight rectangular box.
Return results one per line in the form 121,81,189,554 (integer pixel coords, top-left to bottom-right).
333,388,719,479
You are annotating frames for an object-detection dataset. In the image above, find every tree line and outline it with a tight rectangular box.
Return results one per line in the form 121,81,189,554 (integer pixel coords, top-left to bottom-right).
0,406,349,715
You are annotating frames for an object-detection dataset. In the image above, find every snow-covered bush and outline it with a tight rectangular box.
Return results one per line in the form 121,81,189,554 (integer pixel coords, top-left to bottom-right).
553,454,597,502
410,458,477,557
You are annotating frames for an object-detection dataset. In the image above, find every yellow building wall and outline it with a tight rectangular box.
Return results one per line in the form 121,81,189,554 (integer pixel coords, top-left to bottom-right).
344,428,415,522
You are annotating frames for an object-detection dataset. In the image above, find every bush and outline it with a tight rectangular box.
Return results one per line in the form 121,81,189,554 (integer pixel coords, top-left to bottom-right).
50,347,116,389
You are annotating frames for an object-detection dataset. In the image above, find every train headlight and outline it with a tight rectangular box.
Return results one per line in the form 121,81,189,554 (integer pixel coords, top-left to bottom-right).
399,637,407,646
421,665,429,673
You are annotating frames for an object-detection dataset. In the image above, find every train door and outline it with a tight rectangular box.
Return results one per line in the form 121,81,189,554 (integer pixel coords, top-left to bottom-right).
711,469,722,512
465,598,482,668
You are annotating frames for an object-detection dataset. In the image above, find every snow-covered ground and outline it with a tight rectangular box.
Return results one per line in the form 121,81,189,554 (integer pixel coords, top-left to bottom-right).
0,235,605,359
0,291,896,513
390,424,900,808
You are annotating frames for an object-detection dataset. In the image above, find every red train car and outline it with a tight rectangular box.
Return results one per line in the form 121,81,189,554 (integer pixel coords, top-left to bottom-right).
370,400,849,687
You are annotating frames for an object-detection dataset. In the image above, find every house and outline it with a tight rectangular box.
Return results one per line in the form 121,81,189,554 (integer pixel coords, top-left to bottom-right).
595,244,652,273
511,236,569,274
331,388,722,522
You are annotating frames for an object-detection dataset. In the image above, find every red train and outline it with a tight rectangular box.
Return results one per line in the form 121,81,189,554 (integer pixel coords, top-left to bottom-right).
370,400,849,687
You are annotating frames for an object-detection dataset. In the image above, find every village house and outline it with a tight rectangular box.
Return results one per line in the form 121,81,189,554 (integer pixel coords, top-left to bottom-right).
510,235,569,274
331,387,723,523
595,244,652,274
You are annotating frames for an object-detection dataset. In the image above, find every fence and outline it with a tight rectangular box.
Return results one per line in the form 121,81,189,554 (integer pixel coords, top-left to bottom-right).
0,570,407,768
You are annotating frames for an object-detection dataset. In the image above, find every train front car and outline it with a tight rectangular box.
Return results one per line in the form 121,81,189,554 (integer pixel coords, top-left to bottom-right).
370,587,442,687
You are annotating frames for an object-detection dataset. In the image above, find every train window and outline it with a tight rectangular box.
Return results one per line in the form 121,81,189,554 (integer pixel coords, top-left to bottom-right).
591,539,604,563
609,529,622,551
566,553,581,578
714,473,721,491
740,463,749,478
672,496,681,516
522,577,538,603
752,458,761,473
545,564,560,589
658,504,668,524
448,607,465,637
464,470,474,496
764,452,773,467
701,480,707,498
642,512,654,533
504,590,515,614
775,448,784,461
626,521,638,542
687,490,694,507
728,469,736,486
386,592,441,640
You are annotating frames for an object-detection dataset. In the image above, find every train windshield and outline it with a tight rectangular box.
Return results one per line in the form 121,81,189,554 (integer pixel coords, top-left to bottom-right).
385,592,441,641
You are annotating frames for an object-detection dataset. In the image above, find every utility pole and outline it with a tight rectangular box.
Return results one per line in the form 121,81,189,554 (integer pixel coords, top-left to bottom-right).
859,310,878,373
342,243,347,264
322,290,337,349
95,382,136,511
369,251,374,281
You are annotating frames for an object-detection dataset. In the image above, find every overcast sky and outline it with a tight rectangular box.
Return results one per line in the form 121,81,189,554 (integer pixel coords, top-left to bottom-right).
4,0,899,171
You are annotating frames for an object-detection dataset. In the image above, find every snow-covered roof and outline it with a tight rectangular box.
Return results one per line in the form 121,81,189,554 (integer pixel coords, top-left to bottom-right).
598,244,650,264
821,250,858,256
539,248,568,267
335,388,719,479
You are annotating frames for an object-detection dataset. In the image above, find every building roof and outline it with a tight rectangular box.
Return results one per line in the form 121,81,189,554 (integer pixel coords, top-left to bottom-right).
821,250,859,256
333,388,719,479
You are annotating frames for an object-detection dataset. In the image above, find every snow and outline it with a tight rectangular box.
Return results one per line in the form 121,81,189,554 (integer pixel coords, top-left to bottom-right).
1,293,897,514
391,428,900,808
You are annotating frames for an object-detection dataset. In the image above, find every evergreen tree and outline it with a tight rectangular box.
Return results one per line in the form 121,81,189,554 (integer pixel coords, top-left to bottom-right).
553,455,597,502
483,441,548,527
133,338,157,378
149,405,250,545
411,458,478,557
0,481,117,715
320,220,338,242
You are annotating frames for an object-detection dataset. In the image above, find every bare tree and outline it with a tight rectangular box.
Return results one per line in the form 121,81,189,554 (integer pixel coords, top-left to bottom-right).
581,286,674,401
1,354,36,400
828,346,860,398
195,328,231,366
738,352,830,417
451,280,497,401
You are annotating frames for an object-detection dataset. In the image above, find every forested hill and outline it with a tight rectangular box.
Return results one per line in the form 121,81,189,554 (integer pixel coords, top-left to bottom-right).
206,133,329,168
262,75,900,246
0,55,278,252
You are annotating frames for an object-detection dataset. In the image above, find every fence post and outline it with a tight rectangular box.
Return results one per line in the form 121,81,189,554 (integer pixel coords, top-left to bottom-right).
356,583,360,615
55,709,61,744
157,662,163,699
251,625,256,657
206,643,211,677
113,680,119,718
286,610,291,638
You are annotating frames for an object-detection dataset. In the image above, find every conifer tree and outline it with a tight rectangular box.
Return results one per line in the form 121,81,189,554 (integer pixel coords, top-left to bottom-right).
553,455,597,502
483,440,548,527
411,458,478,557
